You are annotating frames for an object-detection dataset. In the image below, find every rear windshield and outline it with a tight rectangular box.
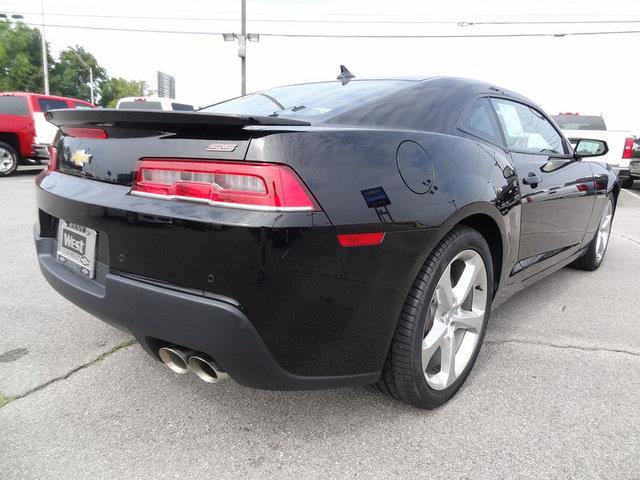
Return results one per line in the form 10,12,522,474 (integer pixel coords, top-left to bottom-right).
551,115,607,131
0,96,29,115
118,101,163,110
200,80,413,118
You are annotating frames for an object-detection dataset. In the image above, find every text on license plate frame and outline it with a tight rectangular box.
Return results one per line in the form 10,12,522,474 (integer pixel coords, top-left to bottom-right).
56,220,98,279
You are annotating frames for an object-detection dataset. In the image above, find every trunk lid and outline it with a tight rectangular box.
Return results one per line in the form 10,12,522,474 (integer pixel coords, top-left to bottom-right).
46,109,310,185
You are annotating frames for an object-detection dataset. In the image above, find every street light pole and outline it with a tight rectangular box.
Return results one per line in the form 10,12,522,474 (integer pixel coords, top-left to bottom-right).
70,48,95,104
240,0,246,95
40,0,50,94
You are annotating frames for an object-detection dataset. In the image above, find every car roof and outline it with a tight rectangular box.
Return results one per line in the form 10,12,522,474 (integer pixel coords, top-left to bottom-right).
0,92,93,104
319,76,542,133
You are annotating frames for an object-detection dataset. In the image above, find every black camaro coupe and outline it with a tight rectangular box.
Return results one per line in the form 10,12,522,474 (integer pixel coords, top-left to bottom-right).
34,73,617,408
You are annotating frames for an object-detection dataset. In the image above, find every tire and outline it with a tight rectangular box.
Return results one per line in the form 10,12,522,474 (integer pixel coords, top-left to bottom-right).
572,195,614,271
377,225,493,409
0,141,19,177
620,177,634,189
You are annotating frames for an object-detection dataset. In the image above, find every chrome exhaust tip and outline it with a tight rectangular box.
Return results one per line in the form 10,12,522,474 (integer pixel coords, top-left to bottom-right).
188,355,229,383
158,346,193,374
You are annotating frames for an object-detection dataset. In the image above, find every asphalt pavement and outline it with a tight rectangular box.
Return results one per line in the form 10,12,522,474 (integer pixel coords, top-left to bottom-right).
1,167,639,479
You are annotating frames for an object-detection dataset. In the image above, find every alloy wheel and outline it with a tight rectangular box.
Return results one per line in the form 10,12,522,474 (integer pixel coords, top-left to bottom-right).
595,199,613,262
0,147,16,174
422,249,488,390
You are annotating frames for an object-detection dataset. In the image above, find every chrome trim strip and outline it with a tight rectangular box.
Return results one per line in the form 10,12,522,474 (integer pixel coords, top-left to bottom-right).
130,190,315,212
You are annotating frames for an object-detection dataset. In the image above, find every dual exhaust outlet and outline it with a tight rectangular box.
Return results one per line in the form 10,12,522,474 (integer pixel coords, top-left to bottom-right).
158,346,229,383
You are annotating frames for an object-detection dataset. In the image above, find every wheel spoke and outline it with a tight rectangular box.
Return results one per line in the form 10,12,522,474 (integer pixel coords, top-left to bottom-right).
452,255,481,307
440,333,457,388
450,309,484,332
435,264,455,310
421,321,447,368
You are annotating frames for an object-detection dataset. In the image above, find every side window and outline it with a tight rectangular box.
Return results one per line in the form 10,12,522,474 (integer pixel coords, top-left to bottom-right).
490,99,565,155
38,98,70,112
71,102,94,109
459,98,504,147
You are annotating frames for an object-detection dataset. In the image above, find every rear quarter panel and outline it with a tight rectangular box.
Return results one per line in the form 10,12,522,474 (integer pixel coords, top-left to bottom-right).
247,128,519,294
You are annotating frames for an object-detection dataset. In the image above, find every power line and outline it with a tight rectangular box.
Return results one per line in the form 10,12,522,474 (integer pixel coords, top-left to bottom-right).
8,11,640,25
17,21,640,38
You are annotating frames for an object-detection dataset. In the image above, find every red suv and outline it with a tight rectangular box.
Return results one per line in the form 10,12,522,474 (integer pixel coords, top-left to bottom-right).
0,92,94,177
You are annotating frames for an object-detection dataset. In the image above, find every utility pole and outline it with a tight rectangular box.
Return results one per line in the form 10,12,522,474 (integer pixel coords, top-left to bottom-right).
222,0,258,95
40,0,50,94
240,0,246,95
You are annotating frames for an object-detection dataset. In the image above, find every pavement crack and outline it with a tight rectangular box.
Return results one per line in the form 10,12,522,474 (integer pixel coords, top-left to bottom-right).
611,231,640,245
0,339,136,409
485,338,640,357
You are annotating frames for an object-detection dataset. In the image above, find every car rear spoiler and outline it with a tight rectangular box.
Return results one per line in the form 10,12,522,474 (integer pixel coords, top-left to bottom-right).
44,108,311,128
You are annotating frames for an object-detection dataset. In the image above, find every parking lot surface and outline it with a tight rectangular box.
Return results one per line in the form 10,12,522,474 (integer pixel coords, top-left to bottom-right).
1,168,639,479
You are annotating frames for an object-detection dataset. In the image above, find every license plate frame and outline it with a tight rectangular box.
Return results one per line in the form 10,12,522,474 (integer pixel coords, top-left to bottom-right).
56,220,98,279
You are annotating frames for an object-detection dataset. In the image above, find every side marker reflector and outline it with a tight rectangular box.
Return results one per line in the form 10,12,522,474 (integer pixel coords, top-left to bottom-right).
337,232,385,247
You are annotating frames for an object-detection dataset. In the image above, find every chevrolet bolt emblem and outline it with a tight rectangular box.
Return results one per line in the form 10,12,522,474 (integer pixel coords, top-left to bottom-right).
71,149,93,167
206,143,237,152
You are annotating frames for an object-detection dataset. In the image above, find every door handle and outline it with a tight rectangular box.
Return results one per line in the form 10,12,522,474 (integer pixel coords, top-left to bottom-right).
522,172,541,186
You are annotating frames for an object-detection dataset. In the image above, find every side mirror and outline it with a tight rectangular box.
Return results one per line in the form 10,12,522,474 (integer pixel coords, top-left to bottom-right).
574,138,608,158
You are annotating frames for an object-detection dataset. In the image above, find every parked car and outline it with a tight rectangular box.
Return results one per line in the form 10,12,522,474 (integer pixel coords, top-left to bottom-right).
0,92,94,177
34,76,618,408
116,96,195,111
552,113,635,188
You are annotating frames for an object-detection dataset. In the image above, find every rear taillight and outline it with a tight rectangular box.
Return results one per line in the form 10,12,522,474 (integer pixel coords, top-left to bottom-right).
47,145,58,171
61,127,108,139
131,159,319,212
623,137,634,159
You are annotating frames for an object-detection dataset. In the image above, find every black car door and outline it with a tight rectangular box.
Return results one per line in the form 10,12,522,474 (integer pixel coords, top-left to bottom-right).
489,98,595,275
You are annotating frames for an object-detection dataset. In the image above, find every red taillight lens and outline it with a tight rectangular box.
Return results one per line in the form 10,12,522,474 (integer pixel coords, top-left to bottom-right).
622,137,634,159
337,232,385,247
61,127,108,139
132,159,319,211
47,145,58,171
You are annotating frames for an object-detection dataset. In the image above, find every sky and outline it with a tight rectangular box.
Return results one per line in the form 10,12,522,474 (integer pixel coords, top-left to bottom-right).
1,0,639,132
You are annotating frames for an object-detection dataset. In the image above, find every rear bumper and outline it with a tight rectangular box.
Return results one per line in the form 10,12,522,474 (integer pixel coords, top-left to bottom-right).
35,233,378,390
34,171,447,389
611,167,630,178
31,144,50,160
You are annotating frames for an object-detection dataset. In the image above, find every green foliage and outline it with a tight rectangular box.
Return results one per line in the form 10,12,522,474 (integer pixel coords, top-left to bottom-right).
98,77,147,108
49,46,107,101
0,21,146,106
0,20,52,92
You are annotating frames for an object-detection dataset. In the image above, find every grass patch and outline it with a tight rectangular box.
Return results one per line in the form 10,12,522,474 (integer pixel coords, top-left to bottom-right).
0,392,15,409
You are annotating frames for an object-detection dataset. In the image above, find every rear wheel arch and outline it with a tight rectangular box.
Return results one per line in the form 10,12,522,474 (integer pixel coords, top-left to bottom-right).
441,204,508,297
457,214,503,296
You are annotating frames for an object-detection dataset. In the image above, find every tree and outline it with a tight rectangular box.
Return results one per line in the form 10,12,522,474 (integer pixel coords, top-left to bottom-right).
98,77,147,108
0,21,53,92
50,46,107,102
